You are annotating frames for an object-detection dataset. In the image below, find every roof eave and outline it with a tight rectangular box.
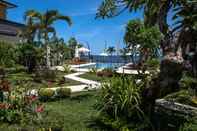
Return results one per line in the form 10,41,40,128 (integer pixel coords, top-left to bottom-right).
0,0,17,8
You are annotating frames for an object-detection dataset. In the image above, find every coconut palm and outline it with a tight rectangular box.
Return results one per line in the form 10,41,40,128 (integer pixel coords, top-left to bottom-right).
96,0,196,54
25,10,72,68
124,20,162,65
106,46,116,56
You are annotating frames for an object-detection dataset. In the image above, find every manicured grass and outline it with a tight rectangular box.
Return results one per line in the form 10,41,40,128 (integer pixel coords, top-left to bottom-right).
5,70,82,90
0,92,99,131
79,72,108,82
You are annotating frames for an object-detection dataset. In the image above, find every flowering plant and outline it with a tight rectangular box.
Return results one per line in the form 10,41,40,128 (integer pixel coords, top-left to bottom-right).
0,81,45,124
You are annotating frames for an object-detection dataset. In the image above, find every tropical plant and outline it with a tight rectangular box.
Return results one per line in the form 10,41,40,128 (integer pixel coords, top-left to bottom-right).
96,0,197,60
106,46,116,56
16,43,37,72
63,64,71,73
67,37,78,58
25,10,72,67
95,76,150,130
0,42,16,67
179,75,197,96
0,81,44,124
50,38,71,66
124,20,162,65
179,117,197,131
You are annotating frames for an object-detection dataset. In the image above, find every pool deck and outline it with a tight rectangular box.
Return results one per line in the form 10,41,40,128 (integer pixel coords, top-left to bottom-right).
116,67,150,75
70,63,96,68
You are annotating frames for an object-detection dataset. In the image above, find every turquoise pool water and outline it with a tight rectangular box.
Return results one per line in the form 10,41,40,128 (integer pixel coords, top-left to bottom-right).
79,63,125,69
96,63,125,69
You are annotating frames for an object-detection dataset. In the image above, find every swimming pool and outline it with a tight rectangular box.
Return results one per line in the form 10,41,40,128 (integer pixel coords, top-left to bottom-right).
96,63,125,69
77,62,125,69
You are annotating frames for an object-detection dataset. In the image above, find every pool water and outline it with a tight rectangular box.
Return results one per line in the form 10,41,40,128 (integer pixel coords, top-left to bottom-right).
96,63,125,69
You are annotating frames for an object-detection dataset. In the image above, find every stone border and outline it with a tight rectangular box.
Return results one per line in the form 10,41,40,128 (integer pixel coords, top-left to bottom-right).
156,99,197,116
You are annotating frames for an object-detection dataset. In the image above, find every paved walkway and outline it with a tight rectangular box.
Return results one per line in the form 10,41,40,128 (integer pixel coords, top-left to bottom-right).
64,72,100,86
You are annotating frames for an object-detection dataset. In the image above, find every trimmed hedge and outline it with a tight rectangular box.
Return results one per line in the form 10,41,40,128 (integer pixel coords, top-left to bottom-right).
56,88,71,98
38,88,55,101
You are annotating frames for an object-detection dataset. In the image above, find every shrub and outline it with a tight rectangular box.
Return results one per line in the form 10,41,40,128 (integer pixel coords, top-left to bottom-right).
179,117,197,131
56,88,71,98
89,67,98,74
38,88,55,101
0,82,43,124
95,76,148,130
63,64,71,73
180,75,197,96
34,69,56,82
0,42,17,67
96,68,114,77
145,58,160,70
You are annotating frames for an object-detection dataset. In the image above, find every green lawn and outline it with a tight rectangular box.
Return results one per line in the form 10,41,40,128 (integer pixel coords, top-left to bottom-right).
0,92,100,131
79,73,108,82
5,70,82,90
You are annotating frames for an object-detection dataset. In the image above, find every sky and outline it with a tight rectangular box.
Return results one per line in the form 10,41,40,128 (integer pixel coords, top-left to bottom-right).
7,0,144,54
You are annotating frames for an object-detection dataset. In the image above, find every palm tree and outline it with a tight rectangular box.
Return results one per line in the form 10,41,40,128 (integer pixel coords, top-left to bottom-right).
106,46,116,56
25,10,72,68
96,0,196,54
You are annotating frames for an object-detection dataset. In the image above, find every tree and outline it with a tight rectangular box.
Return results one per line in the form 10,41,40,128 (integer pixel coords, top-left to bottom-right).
124,20,162,65
17,43,37,72
96,0,197,58
25,10,72,68
0,42,16,67
106,46,116,56
67,37,78,58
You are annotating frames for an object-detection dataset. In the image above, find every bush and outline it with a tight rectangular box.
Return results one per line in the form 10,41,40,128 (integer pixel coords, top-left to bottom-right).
164,90,197,107
96,68,114,77
56,88,71,98
89,67,98,74
95,76,148,130
145,58,160,70
63,64,71,73
34,69,56,82
180,75,197,96
179,117,197,131
38,88,55,101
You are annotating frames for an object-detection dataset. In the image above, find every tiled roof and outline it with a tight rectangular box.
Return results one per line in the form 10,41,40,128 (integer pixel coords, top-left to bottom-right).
0,19,25,36
0,18,25,27
0,0,17,8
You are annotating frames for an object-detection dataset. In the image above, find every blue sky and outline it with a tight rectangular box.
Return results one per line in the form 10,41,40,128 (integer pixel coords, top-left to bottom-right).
7,0,144,54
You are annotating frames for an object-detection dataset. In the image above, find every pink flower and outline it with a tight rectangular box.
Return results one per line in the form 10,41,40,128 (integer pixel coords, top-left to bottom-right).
30,95,37,102
36,105,44,113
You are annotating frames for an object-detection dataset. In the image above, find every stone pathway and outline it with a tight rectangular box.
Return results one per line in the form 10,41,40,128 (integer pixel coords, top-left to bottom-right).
64,72,100,85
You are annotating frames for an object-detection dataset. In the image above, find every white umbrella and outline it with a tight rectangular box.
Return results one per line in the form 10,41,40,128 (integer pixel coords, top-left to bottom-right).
99,52,108,56
78,47,90,53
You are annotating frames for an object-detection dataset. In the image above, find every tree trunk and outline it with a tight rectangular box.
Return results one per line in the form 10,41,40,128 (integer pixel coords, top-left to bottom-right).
46,44,51,68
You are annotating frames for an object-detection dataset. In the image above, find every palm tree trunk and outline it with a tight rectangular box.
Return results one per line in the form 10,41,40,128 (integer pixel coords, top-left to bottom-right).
45,32,51,68
46,44,51,68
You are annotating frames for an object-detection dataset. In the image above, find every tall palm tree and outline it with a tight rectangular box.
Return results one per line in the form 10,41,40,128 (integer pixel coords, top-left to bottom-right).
25,10,72,68
96,0,196,54
106,46,116,56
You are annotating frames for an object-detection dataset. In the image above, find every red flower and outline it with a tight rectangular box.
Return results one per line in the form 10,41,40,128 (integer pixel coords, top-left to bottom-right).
36,105,44,113
30,95,37,102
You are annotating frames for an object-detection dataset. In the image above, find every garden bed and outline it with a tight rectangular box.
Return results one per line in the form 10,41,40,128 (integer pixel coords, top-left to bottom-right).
0,91,98,131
